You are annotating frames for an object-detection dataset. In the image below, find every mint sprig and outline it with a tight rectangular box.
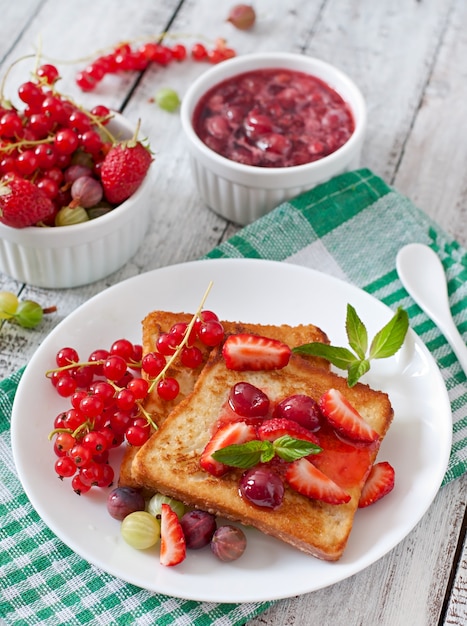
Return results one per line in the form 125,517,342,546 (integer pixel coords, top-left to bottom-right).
293,304,409,387
212,435,322,469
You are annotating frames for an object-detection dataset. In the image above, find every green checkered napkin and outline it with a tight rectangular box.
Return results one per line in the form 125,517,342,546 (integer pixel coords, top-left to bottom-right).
1,169,466,625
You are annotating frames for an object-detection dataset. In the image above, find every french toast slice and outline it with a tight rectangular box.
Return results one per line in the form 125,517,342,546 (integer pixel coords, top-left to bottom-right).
118,311,330,488
132,346,393,561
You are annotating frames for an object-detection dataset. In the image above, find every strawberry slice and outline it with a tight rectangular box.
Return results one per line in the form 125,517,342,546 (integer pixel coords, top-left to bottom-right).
222,333,291,371
160,503,186,567
285,457,351,504
358,461,395,508
200,421,257,476
257,417,319,445
319,388,379,444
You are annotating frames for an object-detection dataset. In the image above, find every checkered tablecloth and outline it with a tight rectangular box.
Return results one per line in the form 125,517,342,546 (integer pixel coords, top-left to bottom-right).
1,168,466,624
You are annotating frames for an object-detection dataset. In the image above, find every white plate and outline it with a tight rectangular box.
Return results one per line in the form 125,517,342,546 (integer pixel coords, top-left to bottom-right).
11,259,452,603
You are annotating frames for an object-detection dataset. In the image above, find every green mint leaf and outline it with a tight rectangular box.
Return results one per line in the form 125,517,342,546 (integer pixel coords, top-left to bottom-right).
211,440,273,469
346,303,368,359
273,435,322,461
347,359,370,387
292,342,357,370
369,307,409,360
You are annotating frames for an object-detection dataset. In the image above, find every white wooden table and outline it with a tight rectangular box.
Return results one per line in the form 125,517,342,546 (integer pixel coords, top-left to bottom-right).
1,1,466,624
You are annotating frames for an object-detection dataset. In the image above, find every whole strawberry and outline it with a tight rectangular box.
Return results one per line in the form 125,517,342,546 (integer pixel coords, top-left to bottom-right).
100,135,152,205
0,175,55,228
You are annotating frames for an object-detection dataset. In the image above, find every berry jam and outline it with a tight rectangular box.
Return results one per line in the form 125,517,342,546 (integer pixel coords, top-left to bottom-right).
193,68,355,168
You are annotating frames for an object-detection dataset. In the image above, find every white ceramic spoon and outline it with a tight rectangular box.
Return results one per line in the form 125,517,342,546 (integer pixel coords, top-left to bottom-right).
396,243,467,376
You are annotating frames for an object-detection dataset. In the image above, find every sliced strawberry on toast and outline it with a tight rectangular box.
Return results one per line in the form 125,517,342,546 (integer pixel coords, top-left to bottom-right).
285,457,351,504
200,421,257,476
222,333,291,371
257,417,320,445
319,388,379,444
160,503,186,566
358,461,395,508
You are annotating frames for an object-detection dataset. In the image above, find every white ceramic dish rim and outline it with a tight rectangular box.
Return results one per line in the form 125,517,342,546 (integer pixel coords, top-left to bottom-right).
180,52,367,188
0,113,153,247
11,258,451,604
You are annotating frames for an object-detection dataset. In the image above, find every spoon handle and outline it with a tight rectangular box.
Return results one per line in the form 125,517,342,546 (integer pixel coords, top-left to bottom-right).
396,244,467,378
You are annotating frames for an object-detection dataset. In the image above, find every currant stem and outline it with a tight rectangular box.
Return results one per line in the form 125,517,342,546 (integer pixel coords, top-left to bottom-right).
147,280,214,394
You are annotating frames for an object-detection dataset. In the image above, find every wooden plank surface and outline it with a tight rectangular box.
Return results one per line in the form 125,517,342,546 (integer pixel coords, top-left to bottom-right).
1,1,466,624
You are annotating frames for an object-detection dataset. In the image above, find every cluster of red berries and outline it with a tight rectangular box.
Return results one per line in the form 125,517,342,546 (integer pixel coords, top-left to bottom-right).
0,63,111,186
49,310,225,494
0,63,123,227
76,38,237,92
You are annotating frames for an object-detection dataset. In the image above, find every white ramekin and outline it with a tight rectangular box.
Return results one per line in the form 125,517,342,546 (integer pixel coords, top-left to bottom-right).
0,114,155,289
180,52,366,225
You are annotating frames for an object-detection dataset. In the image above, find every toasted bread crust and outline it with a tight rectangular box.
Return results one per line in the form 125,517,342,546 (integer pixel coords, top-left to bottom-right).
132,346,393,561
118,311,330,488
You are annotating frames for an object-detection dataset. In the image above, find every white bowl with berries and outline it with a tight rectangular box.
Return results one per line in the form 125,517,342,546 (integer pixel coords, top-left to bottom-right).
180,52,366,225
0,63,154,289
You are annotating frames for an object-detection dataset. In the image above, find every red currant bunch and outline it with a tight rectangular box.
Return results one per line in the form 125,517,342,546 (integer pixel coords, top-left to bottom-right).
141,309,225,403
48,308,225,494
0,61,120,227
75,37,236,92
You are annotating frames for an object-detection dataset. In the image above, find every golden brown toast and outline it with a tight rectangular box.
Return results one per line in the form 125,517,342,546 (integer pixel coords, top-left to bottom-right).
132,346,393,561
118,311,330,488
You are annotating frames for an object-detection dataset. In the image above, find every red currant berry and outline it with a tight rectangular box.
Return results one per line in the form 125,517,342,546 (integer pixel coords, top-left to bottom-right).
72,365,95,389
116,388,136,412
18,81,44,107
89,381,115,406
69,443,93,468
156,332,180,356
192,43,208,61
41,95,67,124
103,354,128,381
79,395,104,419
127,377,149,400
125,424,150,446
55,374,78,397
157,377,180,401
82,431,108,454
27,113,53,139
15,150,39,177
36,177,59,200
180,345,204,368
80,130,103,155
63,408,86,430
54,128,79,154
54,431,76,454
90,104,111,121
0,112,23,138
53,411,67,429
71,390,88,410
79,462,104,487
56,347,79,367
110,338,134,361
141,352,166,377
55,456,76,479
88,348,109,375
97,463,115,488
172,44,187,61
109,410,132,435
36,64,59,85
197,319,225,347
71,473,91,494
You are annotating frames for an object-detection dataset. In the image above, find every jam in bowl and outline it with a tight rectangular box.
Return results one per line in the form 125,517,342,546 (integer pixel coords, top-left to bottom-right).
193,68,355,169
181,53,366,225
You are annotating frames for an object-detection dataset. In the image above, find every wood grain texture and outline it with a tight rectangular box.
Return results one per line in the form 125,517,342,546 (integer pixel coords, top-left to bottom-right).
1,1,466,624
